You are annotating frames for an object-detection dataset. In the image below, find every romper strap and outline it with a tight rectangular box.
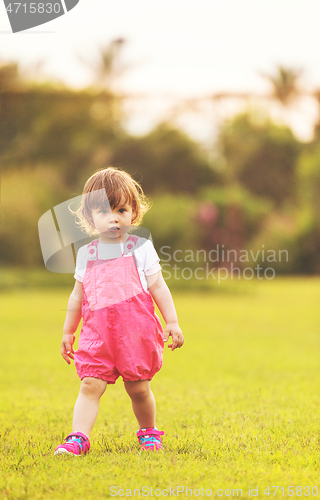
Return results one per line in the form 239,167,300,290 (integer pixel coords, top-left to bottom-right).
86,239,99,261
125,258,133,300
123,235,139,255
86,240,98,307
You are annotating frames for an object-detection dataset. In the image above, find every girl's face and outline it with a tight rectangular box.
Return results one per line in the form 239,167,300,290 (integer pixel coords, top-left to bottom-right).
91,197,134,244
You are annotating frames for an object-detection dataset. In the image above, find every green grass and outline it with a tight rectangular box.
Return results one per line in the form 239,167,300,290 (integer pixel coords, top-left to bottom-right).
1,277,320,499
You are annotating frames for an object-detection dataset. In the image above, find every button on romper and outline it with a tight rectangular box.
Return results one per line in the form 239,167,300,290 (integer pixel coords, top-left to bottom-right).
74,236,164,383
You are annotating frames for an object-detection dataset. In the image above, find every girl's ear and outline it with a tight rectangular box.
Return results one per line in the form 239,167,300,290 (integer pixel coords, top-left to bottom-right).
131,210,137,224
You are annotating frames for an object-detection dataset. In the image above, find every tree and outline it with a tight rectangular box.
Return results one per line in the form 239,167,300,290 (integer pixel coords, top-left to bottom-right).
260,65,302,107
110,122,221,194
217,111,301,206
0,84,124,187
80,38,128,92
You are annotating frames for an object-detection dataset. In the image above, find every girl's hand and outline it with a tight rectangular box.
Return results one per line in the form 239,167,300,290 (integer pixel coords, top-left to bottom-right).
61,333,75,364
163,323,184,351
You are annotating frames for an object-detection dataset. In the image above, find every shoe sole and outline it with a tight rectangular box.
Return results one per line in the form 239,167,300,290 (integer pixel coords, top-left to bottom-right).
54,448,81,456
140,446,163,451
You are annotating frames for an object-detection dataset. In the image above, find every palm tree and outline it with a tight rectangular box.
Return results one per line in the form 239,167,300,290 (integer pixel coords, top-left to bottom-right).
260,65,302,107
79,38,128,92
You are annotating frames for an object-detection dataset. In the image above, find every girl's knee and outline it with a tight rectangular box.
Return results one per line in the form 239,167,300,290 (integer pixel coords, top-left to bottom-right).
80,377,107,398
124,380,151,400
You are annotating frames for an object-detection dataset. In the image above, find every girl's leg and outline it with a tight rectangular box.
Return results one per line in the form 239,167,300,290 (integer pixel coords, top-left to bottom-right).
124,380,156,429
73,377,107,437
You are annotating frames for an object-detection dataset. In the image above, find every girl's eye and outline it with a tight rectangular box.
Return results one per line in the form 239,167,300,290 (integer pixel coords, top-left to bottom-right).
119,208,126,213
100,209,109,214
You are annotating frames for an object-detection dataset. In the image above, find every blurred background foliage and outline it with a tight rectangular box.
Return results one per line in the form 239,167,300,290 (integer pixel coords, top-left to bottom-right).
1,41,320,277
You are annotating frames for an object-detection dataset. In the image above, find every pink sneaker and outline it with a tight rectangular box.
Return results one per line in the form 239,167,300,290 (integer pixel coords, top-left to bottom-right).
54,432,90,456
137,428,164,451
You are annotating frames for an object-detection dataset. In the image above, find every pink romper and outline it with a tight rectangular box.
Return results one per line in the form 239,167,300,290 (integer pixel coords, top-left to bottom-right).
74,236,164,383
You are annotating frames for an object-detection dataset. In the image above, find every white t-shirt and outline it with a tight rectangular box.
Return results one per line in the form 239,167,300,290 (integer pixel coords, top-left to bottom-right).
74,237,161,292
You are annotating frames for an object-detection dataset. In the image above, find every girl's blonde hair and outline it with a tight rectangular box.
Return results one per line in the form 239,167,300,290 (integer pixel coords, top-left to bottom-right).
75,167,151,236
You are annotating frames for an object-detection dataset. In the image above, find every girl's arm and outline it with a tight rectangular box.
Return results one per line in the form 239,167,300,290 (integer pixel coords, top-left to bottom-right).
147,271,184,351
61,280,83,364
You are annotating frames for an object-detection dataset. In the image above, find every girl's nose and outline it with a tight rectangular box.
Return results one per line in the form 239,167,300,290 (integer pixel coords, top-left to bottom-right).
111,213,119,223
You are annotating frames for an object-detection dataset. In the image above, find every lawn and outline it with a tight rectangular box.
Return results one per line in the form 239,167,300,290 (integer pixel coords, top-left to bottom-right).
1,277,320,499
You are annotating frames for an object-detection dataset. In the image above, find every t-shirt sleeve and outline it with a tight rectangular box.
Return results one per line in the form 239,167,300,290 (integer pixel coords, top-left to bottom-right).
74,245,87,282
135,238,161,276
143,239,161,273
145,261,161,276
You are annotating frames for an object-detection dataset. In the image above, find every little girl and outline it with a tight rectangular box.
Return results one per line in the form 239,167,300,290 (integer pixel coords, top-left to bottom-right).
54,167,184,455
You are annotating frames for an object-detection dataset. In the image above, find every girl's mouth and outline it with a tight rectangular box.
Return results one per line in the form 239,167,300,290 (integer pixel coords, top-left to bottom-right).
109,226,119,232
